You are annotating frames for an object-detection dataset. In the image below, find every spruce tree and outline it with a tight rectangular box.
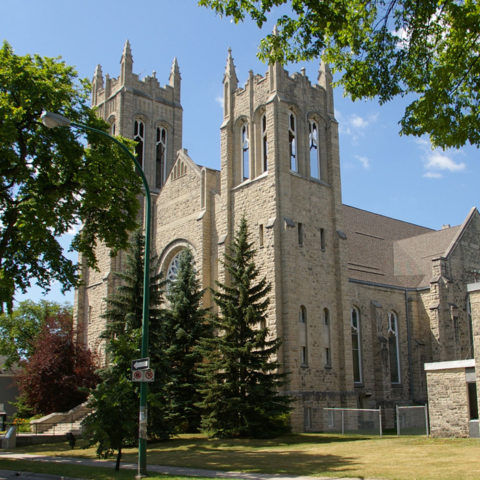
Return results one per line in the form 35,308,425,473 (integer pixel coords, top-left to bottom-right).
197,217,290,438
82,230,170,470
162,248,210,432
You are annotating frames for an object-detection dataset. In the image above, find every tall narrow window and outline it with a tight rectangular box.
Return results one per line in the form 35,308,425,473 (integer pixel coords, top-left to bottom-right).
468,382,478,420
351,307,362,383
289,113,297,172
259,224,264,247
298,222,304,246
467,297,474,357
324,308,331,367
320,228,326,251
261,114,268,172
241,123,249,181
388,312,401,384
156,127,167,189
309,120,320,179
134,119,145,168
300,306,308,366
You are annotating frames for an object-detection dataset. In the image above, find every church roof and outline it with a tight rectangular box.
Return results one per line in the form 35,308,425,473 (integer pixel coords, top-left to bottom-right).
342,204,470,289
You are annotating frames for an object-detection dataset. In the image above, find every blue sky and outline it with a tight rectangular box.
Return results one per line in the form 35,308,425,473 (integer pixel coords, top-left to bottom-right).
2,0,479,306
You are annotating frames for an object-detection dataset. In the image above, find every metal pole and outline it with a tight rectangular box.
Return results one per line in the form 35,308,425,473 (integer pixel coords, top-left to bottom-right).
396,405,400,436
379,407,383,437
341,410,345,434
425,404,430,437
59,119,151,477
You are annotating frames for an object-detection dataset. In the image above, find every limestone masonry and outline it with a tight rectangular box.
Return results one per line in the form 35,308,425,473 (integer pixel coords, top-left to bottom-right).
74,42,480,433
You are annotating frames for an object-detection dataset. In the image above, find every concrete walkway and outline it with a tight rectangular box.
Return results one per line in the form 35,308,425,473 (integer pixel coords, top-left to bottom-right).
0,452,368,480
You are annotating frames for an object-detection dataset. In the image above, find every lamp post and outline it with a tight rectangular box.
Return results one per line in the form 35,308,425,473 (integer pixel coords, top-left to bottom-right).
41,111,151,477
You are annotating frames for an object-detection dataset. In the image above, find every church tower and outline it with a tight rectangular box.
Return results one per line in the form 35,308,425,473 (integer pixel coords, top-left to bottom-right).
75,42,183,356
218,51,354,429
90,40,183,192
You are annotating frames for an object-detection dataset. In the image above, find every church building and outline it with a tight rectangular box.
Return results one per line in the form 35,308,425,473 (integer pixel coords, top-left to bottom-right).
74,42,480,432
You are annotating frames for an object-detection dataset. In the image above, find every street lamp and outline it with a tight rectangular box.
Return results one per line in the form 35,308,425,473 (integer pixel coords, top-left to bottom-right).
41,111,151,477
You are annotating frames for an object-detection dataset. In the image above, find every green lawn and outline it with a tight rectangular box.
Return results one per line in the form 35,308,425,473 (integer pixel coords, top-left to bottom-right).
3,433,480,480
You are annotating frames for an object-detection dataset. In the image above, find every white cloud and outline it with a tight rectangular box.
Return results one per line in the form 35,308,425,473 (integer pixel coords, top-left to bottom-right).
426,152,465,172
67,219,83,236
215,95,223,108
355,154,371,169
350,114,369,129
337,111,378,142
417,138,466,179
423,171,443,179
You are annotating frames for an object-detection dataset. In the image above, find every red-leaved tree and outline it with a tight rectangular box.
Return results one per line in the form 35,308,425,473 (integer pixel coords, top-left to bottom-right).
16,312,98,415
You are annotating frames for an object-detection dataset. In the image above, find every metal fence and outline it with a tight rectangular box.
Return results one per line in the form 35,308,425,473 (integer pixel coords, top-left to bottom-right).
323,407,383,436
396,405,429,436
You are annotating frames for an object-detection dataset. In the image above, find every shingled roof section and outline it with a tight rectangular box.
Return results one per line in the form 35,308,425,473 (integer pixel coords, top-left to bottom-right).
342,205,433,287
342,205,480,289
394,226,461,288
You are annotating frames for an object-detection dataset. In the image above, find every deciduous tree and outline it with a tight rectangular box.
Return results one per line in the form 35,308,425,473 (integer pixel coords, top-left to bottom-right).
197,217,290,438
15,312,98,415
198,0,480,149
0,300,71,368
0,41,142,312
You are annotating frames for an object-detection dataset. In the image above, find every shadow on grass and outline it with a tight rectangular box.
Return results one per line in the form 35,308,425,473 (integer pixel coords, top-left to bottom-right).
125,434,368,477
13,434,369,477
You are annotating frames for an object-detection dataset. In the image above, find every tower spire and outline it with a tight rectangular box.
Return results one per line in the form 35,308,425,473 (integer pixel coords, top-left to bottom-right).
223,48,238,119
169,57,181,103
318,60,334,115
224,48,238,89
92,64,104,105
268,25,283,92
120,40,133,84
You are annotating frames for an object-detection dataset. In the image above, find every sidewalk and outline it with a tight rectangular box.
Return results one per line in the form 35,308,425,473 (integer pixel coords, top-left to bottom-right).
0,452,368,480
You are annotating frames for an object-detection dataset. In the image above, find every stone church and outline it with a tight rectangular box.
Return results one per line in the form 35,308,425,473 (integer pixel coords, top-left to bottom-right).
74,41,480,432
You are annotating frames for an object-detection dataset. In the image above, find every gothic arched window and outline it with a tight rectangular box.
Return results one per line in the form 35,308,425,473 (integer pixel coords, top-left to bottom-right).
134,119,145,168
289,112,297,172
241,123,250,181
156,126,167,189
261,114,268,172
309,120,320,179
388,311,401,384
166,250,184,285
351,307,362,383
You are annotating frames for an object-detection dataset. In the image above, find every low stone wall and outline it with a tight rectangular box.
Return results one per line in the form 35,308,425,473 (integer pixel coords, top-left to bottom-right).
425,359,474,437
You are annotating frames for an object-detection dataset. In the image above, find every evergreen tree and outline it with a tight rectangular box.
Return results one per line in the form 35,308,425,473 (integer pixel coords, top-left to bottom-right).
82,230,170,470
197,217,290,438
162,249,210,432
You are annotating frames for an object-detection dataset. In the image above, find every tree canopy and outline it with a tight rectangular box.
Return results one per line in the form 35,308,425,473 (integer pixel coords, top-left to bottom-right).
15,311,98,415
198,0,480,149
0,41,142,312
197,217,290,438
0,299,71,368
162,248,210,432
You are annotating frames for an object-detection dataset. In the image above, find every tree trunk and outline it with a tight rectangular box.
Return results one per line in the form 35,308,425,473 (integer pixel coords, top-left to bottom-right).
115,447,122,471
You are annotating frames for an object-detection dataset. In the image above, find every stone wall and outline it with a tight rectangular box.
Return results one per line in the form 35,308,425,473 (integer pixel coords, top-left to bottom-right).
425,360,474,437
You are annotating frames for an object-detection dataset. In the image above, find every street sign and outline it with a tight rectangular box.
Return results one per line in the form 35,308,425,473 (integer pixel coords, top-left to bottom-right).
144,369,155,382
131,357,150,371
132,368,155,383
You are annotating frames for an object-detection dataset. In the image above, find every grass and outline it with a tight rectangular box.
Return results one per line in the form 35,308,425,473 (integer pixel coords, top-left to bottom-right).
3,433,480,480
0,458,220,480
